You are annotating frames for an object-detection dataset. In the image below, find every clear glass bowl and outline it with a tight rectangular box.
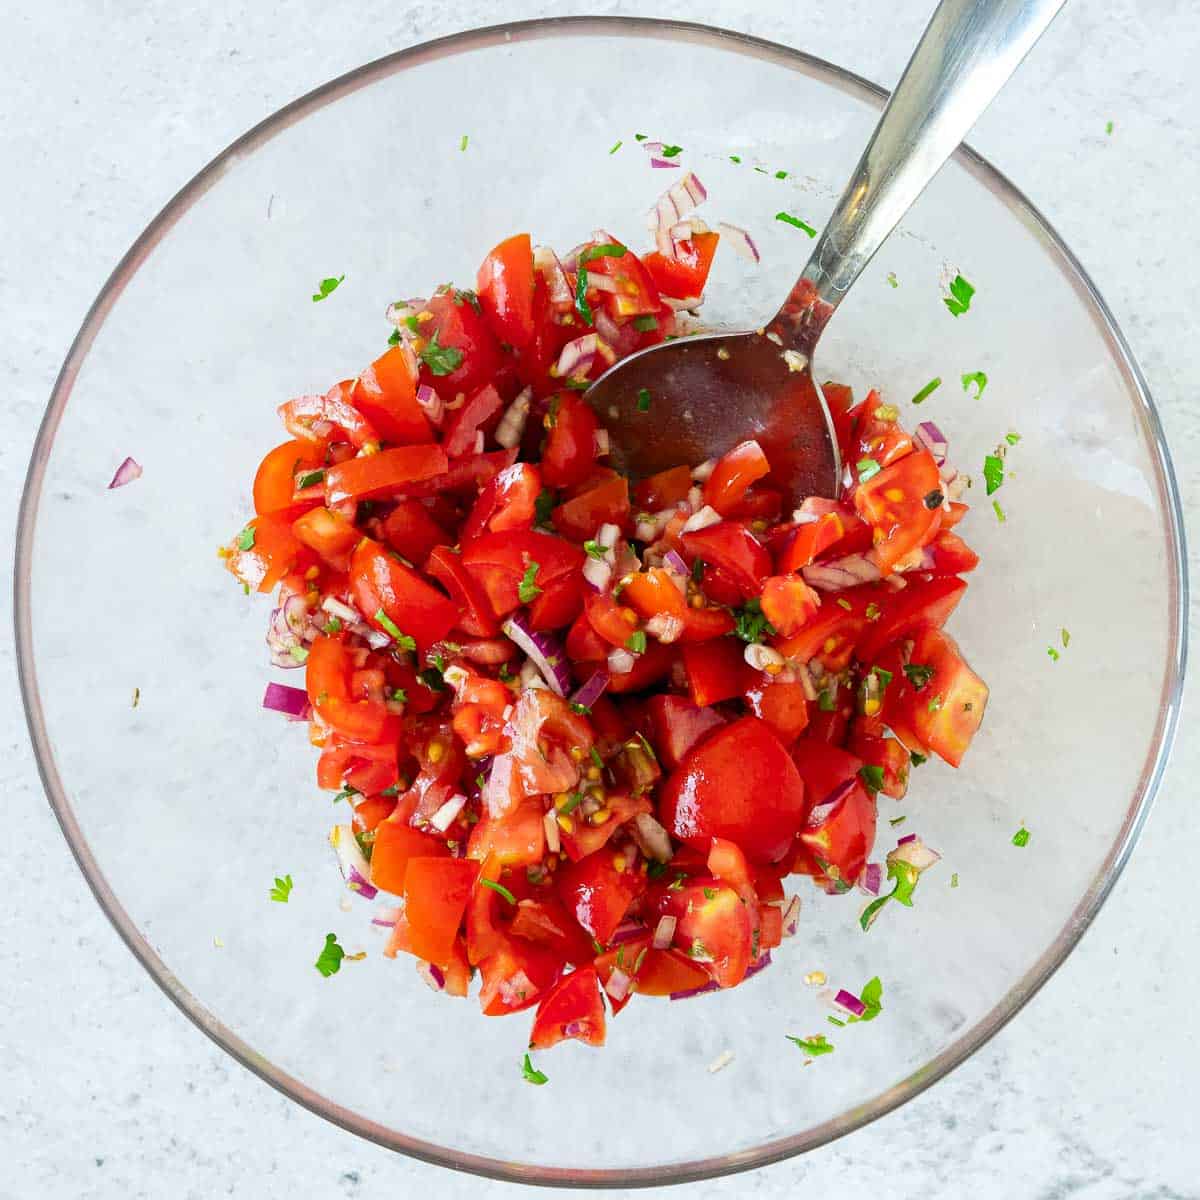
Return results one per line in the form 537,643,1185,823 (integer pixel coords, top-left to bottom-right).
17,17,1187,1187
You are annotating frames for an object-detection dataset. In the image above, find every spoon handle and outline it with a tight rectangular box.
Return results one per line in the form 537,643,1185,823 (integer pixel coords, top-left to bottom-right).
774,0,1065,344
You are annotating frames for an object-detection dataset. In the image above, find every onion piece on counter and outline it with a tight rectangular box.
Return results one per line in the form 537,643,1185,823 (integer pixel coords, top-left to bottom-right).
912,420,948,465
417,962,446,993
262,681,310,717
781,895,802,937
502,613,572,696
858,863,883,896
650,157,679,169
108,456,143,489
717,221,761,263
834,988,867,1017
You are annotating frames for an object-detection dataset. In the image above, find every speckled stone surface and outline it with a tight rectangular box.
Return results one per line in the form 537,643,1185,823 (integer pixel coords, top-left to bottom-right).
2,2,1197,1197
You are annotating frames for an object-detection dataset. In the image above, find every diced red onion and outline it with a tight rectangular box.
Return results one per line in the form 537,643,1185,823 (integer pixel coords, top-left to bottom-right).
415,384,444,426
782,895,801,937
746,950,773,979
517,660,548,691
108,456,143,489
502,613,572,696
429,792,467,833
661,295,704,312
266,594,313,668
417,961,446,992
793,661,818,702
329,825,378,899
646,612,684,644
364,628,393,651
371,906,402,927
543,809,560,854
556,333,599,381
802,553,881,592
650,157,679,169
669,978,719,1001
897,833,917,846
630,813,674,863
582,555,614,592
834,988,867,1017
321,596,361,625
641,140,665,155
262,682,310,717
582,271,618,294
607,647,636,675
716,221,761,264
681,505,721,534
609,921,645,946
605,968,632,1001
806,777,855,825
594,428,611,457
858,862,883,896
888,835,942,873
570,669,610,711
592,306,641,359
533,245,574,311
652,915,677,950
597,523,621,550
663,548,689,578
912,420,948,466
669,216,711,240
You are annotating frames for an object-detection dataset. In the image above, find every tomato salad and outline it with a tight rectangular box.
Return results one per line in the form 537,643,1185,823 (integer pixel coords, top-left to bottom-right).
226,178,987,1053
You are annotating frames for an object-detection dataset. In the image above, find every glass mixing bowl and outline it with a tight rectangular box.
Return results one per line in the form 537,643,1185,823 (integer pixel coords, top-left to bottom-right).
16,16,1187,1187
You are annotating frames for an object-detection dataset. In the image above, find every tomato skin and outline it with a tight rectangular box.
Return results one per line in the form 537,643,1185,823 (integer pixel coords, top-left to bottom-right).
467,796,546,868
476,233,537,352
462,462,541,542
353,349,433,445
528,966,607,1049
703,439,771,516
253,440,324,518
349,538,458,653
461,529,585,621
855,575,967,661
526,572,584,632
393,447,518,500
904,627,989,766
325,444,448,505
552,474,631,541
645,695,726,769
292,506,360,569
442,383,503,458
772,604,865,673
565,609,608,663
510,897,596,967
226,513,310,593
845,389,913,470
759,575,820,637
279,388,377,449
681,521,771,597
775,511,850,573
478,936,563,1016
540,392,599,488
659,716,808,864
425,545,500,637
370,819,449,895
582,244,663,320
380,500,450,564
743,678,811,744
926,530,980,575
558,792,651,862
680,639,755,707
640,232,720,299
651,877,752,988
791,739,862,807
585,592,641,648
418,290,506,399
555,854,643,944
633,465,692,511
402,857,480,967
798,778,876,889
606,640,676,693
848,716,911,799
304,634,391,742
853,449,942,574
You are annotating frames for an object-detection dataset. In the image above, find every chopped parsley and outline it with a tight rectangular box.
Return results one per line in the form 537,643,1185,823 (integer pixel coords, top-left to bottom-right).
1061,627,1071,648
583,539,605,559
296,468,325,489
1005,431,1021,446
322,616,342,634
858,764,885,794
910,751,927,767
886,271,899,288
865,602,881,621
856,457,882,483
836,598,852,611
911,377,942,406
419,665,447,692
589,746,604,769
817,688,836,712
1105,120,1114,135
1047,646,1060,662
609,139,623,154
374,609,416,652
521,1053,548,1086
626,630,647,654
636,387,652,412
575,268,593,324
775,169,789,179
578,243,626,266
732,597,775,643
389,687,408,703
943,273,975,317
702,886,718,900
983,454,1004,495
452,287,482,315
419,331,464,376
1012,827,1031,847
851,976,884,1023
480,879,517,905
890,815,907,827
786,1034,834,1057
633,315,658,332
236,526,256,551
333,785,361,805
518,561,542,604
775,211,817,237
634,133,648,142
992,499,1006,523
534,489,555,526
570,702,591,716
951,872,959,888
961,371,988,399
558,792,583,816
269,874,293,903
927,693,944,713
311,275,345,303
660,144,683,158
729,154,742,164
459,134,469,151
314,933,345,977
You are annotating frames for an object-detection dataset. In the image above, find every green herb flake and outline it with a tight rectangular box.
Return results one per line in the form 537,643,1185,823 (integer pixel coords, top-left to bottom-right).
419,330,465,376
911,377,942,406
633,315,658,332
702,887,718,901
646,860,668,879
1047,646,1060,662
269,874,293,903
951,872,959,888
589,746,604,769
872,666,894,687
983,454,1005,495
236,526,256,551
854,976,884,1022
312,275,345,303
518,561,543,604
836,598,852,612
323,616,343,634
583,539,605,560
886,271,899,289
387,328,402,346
660,144,683,158
636,387,652,413
691,557,705,584
859,764,885,794
289,646,309,665
559,792,583,816
786,1034,834,1057
775,169,789,179
333,785,360,805
609,139,623,155
374,609,416,651
890,815,907,827
818,688,836,712
775,211,817,237
1105,120,1114,135
733,597,775,643
1006,431,1021,446
314,933,345,977
635,133,648,142
729,154,742,164
452,287,482,315
296,468,325,489
626,630,648,654
992,499,1007,523
521,1053,549,1086
828,1015,846,1027
927,693,944,713
534,490,555,526
575,268,593,325
943,273,975,317
910,751,927,767
865,602,881,621
1061,627,1071,647
570,702,591,716
578,243,626,266
459,134,469,151
961,371,988,400
481,878,517,905
856,457,882,483
1012,827,1031,848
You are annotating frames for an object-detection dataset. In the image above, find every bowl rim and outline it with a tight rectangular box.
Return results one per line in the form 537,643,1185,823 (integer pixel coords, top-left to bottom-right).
14,14,1189,1189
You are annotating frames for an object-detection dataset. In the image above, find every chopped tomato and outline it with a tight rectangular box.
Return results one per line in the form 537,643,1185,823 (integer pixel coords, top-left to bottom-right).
797,778,876,890
417,288,506,399
478,937,563,1016
904,627,989,766
759,575,820,637
370,819,449,895
633,465,692,510
425,545,500,638
743,678,810,743
925,530,980,575
253,440,324,518
644,695,726,769
381,499,451,563
353,348,433,445
467,796,546,867
325,444,448,505
540,392,599,488
853,449,942,574
703,439,771,515
462,462,541,542
651,877,752,988
848,716,911,799
640,232,720,299
476,233,537,352
305,634,390,742
845,389,913,470
775,510,851,573
528,966,606,1049
552,474,631,541
461,528,584,621
403,857,480,967
292,506,360,570
279,388,377,449
680,639,755,706
510,897,596,966
556,853,643,944
349,538,458,653
681,521,771,597
443,383,503,458
226,513,310,594
772,603,864,673
855,574,967,660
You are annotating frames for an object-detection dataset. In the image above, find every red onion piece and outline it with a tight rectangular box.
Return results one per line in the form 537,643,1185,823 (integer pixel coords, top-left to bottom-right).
502,613,572,696
570,669,610,711
652,915,677,950
630,813,673,863
609,921,645,946
650,157,680,169
663,548,689,577
429,793,467,833
717,221,761,263
330,826,378,899
669,978,720,1001
641,140,665,155
371,907,401,927
262,682,309,717
913,420,948,465
556,333,598,380
495,388,532,449
533,245,574,311
347,865,379,901
108,456,143,489
582,555,613,592
681,505,721,534
415,384,444,426
858,863,883,896
781,895,801,937
897,833,917,846
888,835,942,873
607,647,636,675
806,777,856,825
834,988,867,1017
605,967,632,1001
802,553,881,592
417,961,446,992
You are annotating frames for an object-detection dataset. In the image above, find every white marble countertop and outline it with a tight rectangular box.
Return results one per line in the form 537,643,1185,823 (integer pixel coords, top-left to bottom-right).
2,3,1196,1197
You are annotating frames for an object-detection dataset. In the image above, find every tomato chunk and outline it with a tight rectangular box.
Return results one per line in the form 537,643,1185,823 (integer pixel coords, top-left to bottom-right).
403,857,480,967
528,967,607,1049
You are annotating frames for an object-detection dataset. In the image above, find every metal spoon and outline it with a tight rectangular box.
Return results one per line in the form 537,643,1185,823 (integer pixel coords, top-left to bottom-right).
588,0,1065,505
